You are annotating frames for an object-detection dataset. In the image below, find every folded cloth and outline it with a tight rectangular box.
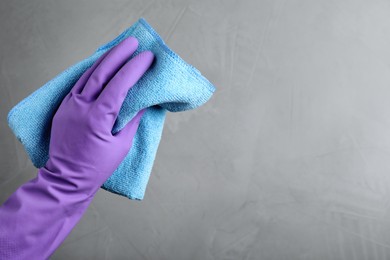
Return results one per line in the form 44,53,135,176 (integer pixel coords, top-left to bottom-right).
7,18,215,200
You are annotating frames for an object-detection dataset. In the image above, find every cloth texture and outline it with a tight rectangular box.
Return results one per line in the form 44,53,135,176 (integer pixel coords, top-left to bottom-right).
7,18,215,200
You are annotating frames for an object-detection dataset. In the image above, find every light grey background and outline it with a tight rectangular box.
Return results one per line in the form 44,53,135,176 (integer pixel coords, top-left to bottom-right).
1,0,390,259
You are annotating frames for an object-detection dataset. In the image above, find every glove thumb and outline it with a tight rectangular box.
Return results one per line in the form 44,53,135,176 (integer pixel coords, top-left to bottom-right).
115,109,146,141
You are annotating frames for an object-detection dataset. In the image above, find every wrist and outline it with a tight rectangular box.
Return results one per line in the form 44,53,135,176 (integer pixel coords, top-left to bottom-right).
40,160,98,203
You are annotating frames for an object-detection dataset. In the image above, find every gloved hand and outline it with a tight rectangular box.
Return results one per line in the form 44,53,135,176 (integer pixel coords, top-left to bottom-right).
0,36,154,259
47,36,153,197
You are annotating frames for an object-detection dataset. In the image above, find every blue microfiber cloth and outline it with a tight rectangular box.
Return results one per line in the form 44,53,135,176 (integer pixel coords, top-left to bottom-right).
7,18,215,200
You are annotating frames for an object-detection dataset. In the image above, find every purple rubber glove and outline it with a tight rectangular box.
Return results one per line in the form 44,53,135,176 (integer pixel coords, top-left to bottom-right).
0,36,154,259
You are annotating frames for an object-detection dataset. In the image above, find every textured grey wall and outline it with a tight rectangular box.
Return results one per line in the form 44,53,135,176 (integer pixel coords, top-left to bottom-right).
2,0,390,259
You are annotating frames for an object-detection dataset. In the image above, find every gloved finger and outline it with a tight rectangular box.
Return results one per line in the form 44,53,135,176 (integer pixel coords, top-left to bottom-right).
81,36,139,101
114,109,146,140
68,51,110,98
95,51,154,121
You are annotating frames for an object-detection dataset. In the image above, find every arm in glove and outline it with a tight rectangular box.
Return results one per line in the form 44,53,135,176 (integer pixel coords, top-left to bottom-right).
0,36,154,259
